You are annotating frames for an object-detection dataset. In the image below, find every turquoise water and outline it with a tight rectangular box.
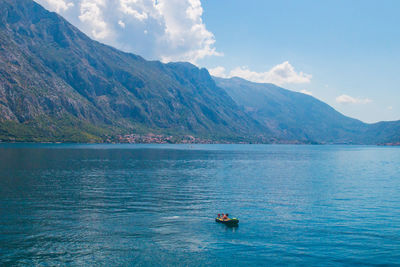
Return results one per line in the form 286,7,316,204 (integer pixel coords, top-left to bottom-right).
0,144,399,266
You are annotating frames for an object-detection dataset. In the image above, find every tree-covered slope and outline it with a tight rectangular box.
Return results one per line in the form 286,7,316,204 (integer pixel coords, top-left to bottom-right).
0,0,263,142
0,0,398,144
215,77,400,144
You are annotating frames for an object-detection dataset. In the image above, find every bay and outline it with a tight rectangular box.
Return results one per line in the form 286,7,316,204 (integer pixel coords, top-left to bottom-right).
0,144,399,266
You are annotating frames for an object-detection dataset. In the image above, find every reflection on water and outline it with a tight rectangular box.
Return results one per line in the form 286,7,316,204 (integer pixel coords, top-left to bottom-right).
0,144,399,265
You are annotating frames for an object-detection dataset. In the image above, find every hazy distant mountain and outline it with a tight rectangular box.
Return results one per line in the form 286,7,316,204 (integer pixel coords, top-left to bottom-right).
0,0,264,142
214,77,400,144
0,0,398,144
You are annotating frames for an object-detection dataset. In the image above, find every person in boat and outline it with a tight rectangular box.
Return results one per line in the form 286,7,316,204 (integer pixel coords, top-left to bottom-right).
217,214,221,219
222,213,228,220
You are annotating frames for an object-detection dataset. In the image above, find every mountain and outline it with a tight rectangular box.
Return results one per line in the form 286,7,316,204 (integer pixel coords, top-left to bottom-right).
214,77,400,144
0,0,264,142
0,0,398,144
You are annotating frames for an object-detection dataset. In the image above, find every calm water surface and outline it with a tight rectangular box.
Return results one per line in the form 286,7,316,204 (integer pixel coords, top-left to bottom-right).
0,144,399,266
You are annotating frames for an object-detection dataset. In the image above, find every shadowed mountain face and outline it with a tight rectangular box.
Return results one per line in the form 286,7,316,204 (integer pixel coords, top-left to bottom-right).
214,77,400,144
0,0,398,144
0,0,264,142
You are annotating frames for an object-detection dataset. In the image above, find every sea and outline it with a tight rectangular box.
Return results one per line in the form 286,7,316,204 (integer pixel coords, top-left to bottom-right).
0,144,399,266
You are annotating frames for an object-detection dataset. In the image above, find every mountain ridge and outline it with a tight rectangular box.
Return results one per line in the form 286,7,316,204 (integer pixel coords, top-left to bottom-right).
0,0,398,144
0,0,266,142
214,76,400,144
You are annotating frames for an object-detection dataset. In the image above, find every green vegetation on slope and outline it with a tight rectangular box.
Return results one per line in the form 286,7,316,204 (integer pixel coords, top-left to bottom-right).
0,115,114,142
0,0,265,142
0,0,398,144
215,77,400,144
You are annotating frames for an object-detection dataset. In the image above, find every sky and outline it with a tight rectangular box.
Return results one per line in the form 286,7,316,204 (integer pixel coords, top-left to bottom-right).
34,0,400,123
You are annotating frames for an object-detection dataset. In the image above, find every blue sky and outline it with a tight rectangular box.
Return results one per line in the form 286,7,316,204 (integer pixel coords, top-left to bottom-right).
198,0,400,123
35,0,400,123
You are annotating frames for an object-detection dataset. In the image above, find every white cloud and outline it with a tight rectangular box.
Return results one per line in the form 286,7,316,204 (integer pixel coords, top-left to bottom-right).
155,0,222,63
119,0,149,21
38,0,74,12
118,20,126,28
210,61,312,86
336,94,372,104
34,0,220,63
300,89,313,96
78,0,110,39
208,66,228,78
388,106,393,110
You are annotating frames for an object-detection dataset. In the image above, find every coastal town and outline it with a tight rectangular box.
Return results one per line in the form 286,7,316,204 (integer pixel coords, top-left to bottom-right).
115,133,215,144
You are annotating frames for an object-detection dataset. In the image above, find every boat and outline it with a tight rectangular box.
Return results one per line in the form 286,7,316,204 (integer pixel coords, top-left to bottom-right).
215,217,239,225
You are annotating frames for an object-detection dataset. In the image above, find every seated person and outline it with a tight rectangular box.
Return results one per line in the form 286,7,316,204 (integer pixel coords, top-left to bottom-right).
223,213,228,220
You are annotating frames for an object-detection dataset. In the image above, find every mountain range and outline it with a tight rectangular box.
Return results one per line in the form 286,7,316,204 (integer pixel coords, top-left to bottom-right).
0,0,399,144
215,77,400,144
